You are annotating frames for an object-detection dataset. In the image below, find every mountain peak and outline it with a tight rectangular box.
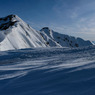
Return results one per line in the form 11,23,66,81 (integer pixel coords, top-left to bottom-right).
40,27,52,36
41,27,51,32
0,14,17,22
41,27,50,30
0,14,19,31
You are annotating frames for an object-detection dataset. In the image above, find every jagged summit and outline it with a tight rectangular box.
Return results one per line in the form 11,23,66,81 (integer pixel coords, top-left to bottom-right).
0,14,18,30
0,14,16,21
41,27,50,31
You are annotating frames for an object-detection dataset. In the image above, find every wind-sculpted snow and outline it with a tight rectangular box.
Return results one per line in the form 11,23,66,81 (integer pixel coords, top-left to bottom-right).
0,46,95,95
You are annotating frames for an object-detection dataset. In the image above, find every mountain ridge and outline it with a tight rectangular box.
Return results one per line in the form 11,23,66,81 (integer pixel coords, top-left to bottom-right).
40,27,92,47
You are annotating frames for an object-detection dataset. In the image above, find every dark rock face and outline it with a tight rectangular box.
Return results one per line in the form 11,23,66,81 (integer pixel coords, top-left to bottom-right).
46,42,49,45
75,43,79,47
42,27,49,30
0,21,17,30
0,14,16,22
0,14,17,30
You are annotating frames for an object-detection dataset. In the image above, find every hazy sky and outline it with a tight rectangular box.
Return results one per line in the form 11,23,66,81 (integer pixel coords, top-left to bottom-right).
0,0,95,40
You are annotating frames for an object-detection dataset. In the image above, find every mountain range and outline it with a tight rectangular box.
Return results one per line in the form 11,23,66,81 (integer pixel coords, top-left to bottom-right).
0,14,93,51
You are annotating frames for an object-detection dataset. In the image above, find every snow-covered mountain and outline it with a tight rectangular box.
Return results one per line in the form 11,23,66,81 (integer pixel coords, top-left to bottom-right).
40,27,92,47
0,15,47,51
0,15,93,51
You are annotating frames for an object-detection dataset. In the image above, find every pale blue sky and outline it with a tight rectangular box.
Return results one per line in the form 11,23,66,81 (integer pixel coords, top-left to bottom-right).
0,0,95,40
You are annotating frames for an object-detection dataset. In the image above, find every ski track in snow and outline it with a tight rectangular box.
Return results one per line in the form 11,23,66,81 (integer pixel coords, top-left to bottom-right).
0,46,95,95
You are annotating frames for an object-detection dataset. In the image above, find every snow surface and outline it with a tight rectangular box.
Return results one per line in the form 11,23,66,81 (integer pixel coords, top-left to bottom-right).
0,46,95,95
0,15,93,51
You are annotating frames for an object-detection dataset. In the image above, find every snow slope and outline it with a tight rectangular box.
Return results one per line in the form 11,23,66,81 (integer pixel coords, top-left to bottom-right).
0,15,93,51
0,46,95,95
